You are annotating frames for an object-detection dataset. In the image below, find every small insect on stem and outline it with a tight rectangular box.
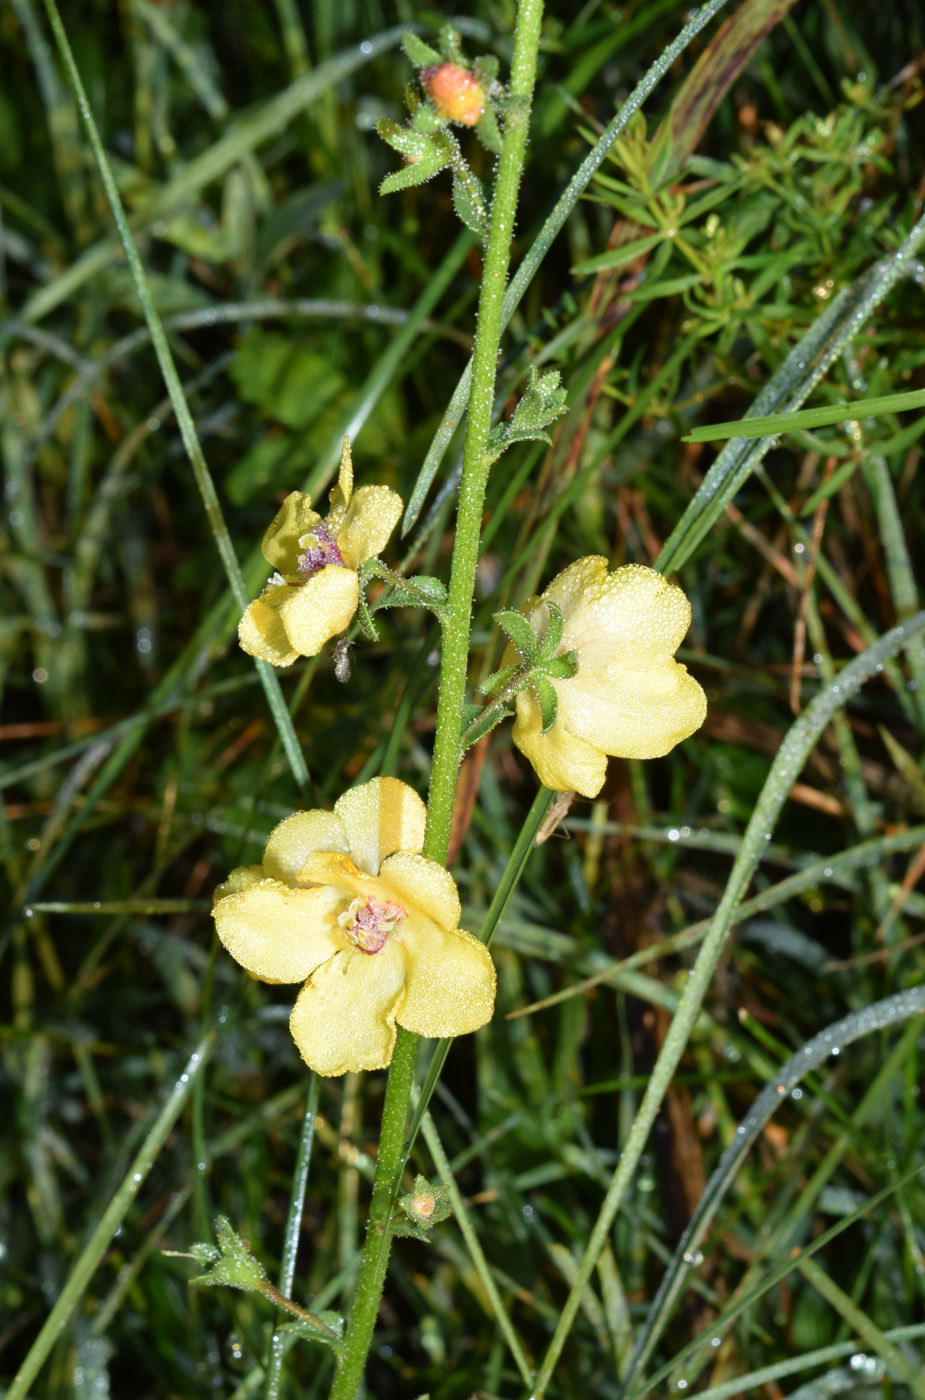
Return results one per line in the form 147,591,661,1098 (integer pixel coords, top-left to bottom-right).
333,638,353,683
535,790,575,845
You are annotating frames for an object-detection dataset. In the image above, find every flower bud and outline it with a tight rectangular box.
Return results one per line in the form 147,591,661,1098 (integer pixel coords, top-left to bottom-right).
421,63,485,126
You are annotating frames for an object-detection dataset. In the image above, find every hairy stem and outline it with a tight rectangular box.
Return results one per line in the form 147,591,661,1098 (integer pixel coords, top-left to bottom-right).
328,6,545,1395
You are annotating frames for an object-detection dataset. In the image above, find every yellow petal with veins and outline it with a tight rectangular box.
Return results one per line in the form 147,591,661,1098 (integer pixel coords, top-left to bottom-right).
289,942,408,1075
336,485,404,569
398,920,496,1038
261,492,321,574
556,660,707,761
238,584,300,667
213,879,344,983
334,776,427,875
512,687,608,798
278,565,359,656
379,852,461,930
263,810,350,885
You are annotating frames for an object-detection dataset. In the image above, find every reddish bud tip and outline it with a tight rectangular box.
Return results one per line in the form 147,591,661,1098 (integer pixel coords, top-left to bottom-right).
421,63,485,126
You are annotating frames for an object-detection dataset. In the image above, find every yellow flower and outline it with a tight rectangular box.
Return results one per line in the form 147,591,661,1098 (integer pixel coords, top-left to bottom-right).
212,777,496,1076
421,63,486,126
238,438,402,667
505,558,707,799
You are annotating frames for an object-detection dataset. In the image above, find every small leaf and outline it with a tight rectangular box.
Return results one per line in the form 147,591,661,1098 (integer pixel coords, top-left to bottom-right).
495,609,538,661
452,170,487,236
536,601,564,660
532,675,560,734
374,574,448,611
472,54,499,87
279,1312,344,1353
189,1216,269,1294
402,32,441,67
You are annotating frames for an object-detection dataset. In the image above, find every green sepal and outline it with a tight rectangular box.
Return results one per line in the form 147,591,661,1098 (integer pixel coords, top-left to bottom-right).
460,701,483,729
545,649,579,681
531,674,560,733
376,118,433,161
495,609,538,661
279,1313,345,1354
452,169,488,236
189,1216,268,1294
401,32,441,67
474,104,503,155
437,23,465,64
479,663,520,698
374,574,448,611
380,155,449,195
355,592,379,641
536,601,565,660
472,54,499,87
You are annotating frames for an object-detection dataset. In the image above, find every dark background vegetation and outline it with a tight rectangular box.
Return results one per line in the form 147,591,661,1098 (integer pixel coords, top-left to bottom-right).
2,1,924,1397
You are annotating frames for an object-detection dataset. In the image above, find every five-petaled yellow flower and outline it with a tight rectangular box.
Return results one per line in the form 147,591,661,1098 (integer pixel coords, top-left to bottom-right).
238,438,402,667
506,558,707,799
212,777,496,1076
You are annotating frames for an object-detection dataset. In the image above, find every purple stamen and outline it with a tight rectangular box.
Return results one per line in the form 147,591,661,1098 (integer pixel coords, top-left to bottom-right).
298,522,344,577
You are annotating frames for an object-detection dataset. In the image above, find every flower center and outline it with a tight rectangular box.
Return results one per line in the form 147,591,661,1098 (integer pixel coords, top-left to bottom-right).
297,522,344,577
338,896,405,955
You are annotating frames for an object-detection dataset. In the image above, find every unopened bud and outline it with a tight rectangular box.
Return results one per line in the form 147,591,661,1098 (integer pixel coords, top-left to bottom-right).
410,1191,436,1220
422,64,485,126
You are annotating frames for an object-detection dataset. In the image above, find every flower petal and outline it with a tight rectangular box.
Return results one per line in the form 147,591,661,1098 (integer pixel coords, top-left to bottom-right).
238,585,300,667
379,852,461,931
214,864,264,901
326,437,354,528
336,485,403,569
263,810,350,885
562,562,693,669
557,661,707,760
334,777,427,875
278,566,359,656
261,492,321,574
213,879,343,983
512,687,607,798
289,942,408,1075
397,918,496,1038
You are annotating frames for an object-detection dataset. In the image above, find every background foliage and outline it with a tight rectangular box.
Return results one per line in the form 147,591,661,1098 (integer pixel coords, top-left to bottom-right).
3,1,925,1397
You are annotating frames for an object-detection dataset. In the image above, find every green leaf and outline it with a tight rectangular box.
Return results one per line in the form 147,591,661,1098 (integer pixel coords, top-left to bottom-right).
532,675,560,733
279,1313,345,1353
484,366,568,466
572,229,668,276
189,1216,269,1294
401,32,441,67
373,575,448,610
495,609,538,661
684,387,925,444
452,170,487,236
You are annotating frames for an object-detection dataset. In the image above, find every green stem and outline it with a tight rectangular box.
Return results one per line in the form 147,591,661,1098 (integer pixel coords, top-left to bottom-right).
329,8,545,1395
424,0,545,867
327,1029,417,1400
